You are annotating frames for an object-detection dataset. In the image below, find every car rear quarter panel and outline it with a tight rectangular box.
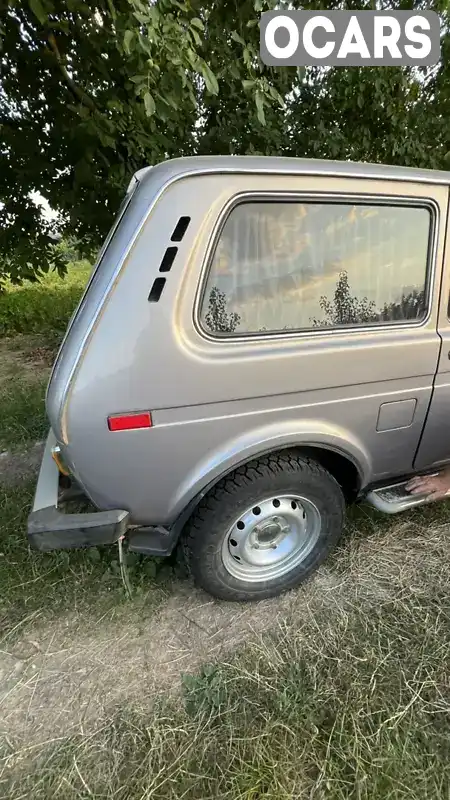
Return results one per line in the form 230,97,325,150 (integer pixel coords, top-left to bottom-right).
61,172,447,525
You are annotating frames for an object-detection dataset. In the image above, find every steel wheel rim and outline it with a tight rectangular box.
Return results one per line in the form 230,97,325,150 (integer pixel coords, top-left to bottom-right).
221,494,322,583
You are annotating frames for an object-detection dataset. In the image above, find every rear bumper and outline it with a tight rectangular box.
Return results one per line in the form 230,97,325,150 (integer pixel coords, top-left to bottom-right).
27,430,130,552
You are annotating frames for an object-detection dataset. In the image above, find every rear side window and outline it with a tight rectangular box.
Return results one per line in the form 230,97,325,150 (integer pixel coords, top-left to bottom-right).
199,200,432,336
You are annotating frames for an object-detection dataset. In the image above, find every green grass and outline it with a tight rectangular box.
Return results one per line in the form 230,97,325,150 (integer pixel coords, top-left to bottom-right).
0,481,172,638
0,261,90,336
0,333,56,451
1,508,449,799
0,261,90,446
0,373,49,451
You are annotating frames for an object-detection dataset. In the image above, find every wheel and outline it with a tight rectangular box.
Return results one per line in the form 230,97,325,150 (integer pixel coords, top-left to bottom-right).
182,451,345,602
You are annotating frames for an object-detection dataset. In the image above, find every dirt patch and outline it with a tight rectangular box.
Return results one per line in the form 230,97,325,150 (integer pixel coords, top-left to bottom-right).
2,518,448,750
0,334,58,387
0,442,45,486
0,582,301,746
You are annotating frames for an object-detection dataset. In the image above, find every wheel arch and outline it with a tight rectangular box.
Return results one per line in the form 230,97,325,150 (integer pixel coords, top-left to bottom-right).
170,429,369,540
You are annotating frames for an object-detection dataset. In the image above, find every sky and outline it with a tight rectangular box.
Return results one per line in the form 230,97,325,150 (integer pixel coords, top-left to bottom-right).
30,191,59,222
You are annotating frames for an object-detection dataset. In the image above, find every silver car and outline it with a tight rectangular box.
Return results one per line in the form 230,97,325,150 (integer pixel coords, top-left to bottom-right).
28,156,450,601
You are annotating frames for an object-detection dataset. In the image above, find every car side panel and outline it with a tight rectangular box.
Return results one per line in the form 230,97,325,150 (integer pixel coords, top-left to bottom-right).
61,172,446,524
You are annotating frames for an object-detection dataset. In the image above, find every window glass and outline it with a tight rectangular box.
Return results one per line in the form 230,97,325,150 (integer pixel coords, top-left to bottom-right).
199,201,431,335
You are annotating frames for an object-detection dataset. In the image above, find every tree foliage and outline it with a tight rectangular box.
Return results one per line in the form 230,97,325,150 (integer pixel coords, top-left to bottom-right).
204,286,241,334
312,270,426,328
1,0,450,286
312,271,377,327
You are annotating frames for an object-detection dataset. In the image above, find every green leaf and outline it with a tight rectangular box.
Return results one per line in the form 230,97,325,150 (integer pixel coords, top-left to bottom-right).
98,132,116,148
189,28,202,47
231,30,246,46
143,91,156,116
106,0,117,22
186,47,200,69
268,85,284,104
202,63,219,95
123,30,134,55
255,90,266,125
133,11,150,25
190,17,204,31
229,62,240,79
106,99,124,112
29,0,47,24
77,104,90,119
242,79,256,90
162,93,179,110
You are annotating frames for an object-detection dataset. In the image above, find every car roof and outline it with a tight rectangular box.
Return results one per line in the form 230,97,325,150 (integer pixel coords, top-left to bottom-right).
133,155,450,190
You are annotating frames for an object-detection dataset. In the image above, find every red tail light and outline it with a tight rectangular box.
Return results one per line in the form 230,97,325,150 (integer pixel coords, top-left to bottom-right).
107,412,152,431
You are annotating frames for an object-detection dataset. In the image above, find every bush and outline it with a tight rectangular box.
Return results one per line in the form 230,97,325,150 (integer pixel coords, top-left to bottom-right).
0,261,91,336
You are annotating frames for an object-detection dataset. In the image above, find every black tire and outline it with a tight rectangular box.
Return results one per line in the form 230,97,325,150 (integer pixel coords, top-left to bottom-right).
182,451,345,602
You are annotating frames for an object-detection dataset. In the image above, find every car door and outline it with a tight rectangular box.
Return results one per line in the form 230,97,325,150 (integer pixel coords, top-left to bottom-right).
414,193,450,470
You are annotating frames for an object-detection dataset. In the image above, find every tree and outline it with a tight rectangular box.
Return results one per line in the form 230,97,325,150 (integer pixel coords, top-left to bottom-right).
0,0,285,286
312,271,378,327
1,0,450,288
312,270,426,328
380,289,425,322
204,286,241,334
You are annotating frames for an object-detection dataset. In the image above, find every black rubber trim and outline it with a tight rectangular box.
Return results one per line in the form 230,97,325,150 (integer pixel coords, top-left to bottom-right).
159,246,178,273
27,506,129,552
128,525,179,557
148,277,166,302
171,216,191,242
